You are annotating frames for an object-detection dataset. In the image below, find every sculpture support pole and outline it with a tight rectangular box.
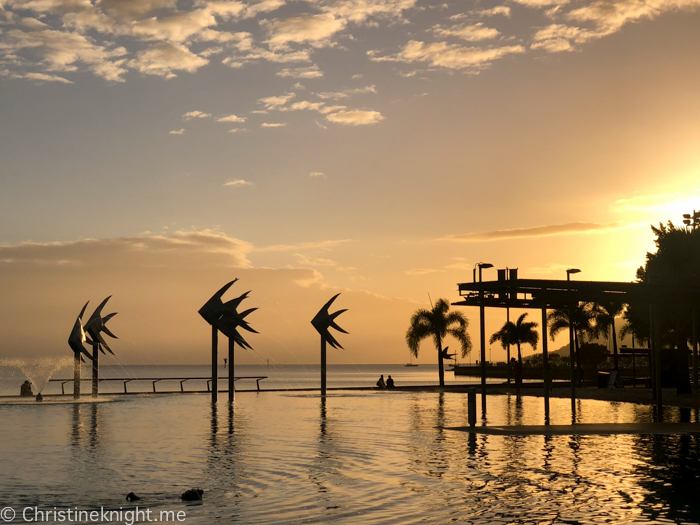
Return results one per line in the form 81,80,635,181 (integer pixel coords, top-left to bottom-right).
321,338,327,396
212,324,218,404
91,342,99,398
541,303,549,424
228,337,235,403
73,351,81,398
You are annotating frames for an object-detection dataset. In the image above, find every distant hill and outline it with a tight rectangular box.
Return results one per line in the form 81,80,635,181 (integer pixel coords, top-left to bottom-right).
550,343,570,357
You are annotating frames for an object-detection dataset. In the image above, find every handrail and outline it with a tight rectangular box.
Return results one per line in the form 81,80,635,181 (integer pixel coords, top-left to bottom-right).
49,376,268,394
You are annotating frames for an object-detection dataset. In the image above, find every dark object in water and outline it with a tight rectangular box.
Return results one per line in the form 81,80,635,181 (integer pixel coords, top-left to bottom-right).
35,393,43,402
20,380,33,397
181,489,203,501
126,492,141,502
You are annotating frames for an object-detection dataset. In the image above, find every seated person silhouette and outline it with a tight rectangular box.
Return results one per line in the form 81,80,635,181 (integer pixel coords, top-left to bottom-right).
376,374,386,389
20,380,33,397
386,375,395,388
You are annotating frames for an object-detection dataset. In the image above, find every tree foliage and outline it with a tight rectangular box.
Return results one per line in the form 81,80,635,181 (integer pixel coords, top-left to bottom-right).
406,298,472,386
489,313,539,363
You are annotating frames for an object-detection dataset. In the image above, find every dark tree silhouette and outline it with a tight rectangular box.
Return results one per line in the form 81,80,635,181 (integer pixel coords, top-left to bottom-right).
547,303,596,381
490,313,539,364
592,301,625,370
623,220,700,394
406,299,472,386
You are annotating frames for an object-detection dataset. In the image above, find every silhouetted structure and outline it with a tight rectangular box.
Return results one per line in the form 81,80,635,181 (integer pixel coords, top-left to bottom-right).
199,280,257,403
83,297,118,398
311,294,347,396
68,301,91,398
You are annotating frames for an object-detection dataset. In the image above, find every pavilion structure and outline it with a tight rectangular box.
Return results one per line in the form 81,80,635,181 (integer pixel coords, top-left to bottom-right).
454,274,700,421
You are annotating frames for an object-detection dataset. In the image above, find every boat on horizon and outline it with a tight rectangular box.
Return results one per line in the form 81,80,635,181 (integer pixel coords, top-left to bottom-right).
405,355,418,367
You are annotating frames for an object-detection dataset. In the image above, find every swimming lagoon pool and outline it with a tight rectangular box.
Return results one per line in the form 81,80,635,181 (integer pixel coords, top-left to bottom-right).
1,391,699,524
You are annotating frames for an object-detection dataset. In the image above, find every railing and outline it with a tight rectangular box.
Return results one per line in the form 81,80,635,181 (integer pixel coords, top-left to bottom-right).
49,376,267,394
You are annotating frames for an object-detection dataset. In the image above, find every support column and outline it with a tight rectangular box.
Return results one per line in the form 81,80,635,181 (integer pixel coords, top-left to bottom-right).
228,337,235,403
479,294,487,415
506,307,511,386
91,342,99,398
653,304,662,411
211,324,218,404
569,305,576,416
542,303,550,424
693,308,697,393
321,338,327,396
73,352,81,399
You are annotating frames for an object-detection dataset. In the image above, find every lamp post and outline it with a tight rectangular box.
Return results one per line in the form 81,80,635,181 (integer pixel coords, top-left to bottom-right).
566,268,580,416
476,262,494,415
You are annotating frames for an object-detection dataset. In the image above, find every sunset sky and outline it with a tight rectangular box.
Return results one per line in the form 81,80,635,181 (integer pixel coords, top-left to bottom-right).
1,0,699,366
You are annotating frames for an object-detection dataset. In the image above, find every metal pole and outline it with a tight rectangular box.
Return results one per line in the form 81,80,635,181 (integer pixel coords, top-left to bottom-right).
321,337,327,396
693,308,698,393
73,351,80,399
91,342,99,398
569,306,576,415
479,270,486,415
506,307,511,385
468,387,476,427
654,305,662,411
542,303,550,424
650,304,656,402
211,324,218,404
228,337,234,403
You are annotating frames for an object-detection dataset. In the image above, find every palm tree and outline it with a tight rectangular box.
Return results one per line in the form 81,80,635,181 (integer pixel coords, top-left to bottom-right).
490,313,539,364
592,301,625,370
547,303,596,380
406,298,472,386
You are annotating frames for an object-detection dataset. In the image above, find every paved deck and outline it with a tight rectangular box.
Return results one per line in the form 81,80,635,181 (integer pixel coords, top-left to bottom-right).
446,422,700,436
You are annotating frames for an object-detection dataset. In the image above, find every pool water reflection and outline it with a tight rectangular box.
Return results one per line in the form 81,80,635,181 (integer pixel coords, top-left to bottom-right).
1,392,700,524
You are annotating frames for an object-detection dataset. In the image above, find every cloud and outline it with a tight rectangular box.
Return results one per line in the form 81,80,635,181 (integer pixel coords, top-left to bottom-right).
97,0,179,21
439,221,630,242
228,128,247,133
323,0,418,23
224,179,253,186
405,268,440,275
261,122,287,127
309,171,326,177
183,110,212,120
315,85,377,99
20,71,73,83
531,23,607,52
0,28,128,81
276,65,323,78
474,6,511,17
433,23,500,41
258,92,295,109
216,114,246,122
255,239,352,252
325,109,384,125
511,0,570,6
370,40,526,70
262,13,346,49
128,43,209,78
169,128,185,134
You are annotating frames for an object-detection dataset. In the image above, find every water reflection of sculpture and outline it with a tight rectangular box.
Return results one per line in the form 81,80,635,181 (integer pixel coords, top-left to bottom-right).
199,280,257,404
311,294,348,397
68,297,118,398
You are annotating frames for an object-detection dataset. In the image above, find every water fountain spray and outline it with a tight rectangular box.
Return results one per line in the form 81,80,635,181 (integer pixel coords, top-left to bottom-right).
311,294,348,397
199,280,257,403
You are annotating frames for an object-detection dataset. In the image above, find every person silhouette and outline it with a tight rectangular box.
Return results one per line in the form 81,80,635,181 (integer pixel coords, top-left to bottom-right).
376,374,386,389
20,380,33,397
386,375,395,388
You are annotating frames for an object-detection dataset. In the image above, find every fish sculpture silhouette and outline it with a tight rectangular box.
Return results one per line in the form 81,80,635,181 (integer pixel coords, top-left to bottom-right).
68,301,91,362
83,296,118,355
311,294,348,396
199,280,257,403
439,346,456,361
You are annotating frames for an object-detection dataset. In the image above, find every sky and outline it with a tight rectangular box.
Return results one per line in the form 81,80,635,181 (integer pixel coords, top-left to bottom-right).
1,0,700,366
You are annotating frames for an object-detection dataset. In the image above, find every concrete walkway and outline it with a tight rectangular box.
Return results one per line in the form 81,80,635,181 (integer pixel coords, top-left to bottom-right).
447,422,700,436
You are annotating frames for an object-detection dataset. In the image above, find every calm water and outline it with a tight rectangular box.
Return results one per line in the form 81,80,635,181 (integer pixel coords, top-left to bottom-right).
0,364,496,397
2,390,700,524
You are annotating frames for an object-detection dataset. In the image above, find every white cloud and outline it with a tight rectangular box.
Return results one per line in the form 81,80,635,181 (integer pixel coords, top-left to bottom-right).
433,23,500,41
371,40,526,70
224,179,253,186
309,171,326,177
21,71,73,83
258,92,295,109
261,122,287,127
216,114,246,122
276,65,323,78
324,0,418,24
183,110,212,120
475,6,511,17
228,128,247,133
262,13,346,49
169,128,185,134
325,109,384,125
531,23,607,52
405,268,440,275
128,43,209,78
439,221,631,242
